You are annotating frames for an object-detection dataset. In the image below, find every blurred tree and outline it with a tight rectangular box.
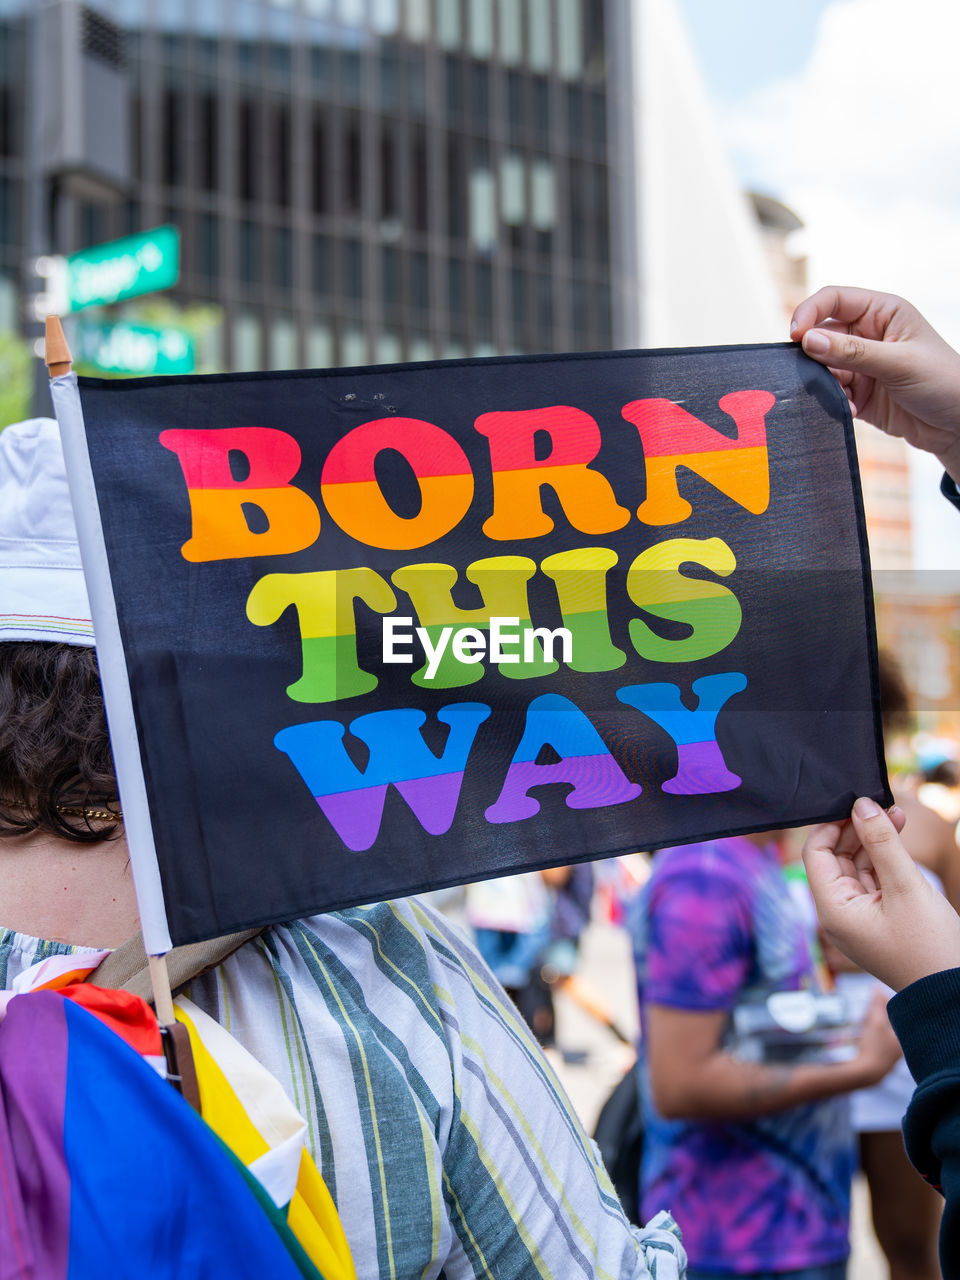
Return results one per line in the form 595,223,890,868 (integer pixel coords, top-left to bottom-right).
0,330,34,427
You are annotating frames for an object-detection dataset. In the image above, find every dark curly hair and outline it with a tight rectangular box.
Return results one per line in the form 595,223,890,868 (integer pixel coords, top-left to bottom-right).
0,641,120,841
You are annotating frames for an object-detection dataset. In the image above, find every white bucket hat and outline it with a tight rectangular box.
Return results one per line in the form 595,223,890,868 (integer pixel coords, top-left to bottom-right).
0,417,93,646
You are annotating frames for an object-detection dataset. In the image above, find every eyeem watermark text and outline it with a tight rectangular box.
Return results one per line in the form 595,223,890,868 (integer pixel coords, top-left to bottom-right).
383,616,573,680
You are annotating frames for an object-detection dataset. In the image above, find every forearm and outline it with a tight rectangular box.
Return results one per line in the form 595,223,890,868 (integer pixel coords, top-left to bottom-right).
656,1052,868,1121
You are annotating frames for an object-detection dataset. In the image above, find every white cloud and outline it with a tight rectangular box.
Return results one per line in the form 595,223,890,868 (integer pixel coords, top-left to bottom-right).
722,0,960,347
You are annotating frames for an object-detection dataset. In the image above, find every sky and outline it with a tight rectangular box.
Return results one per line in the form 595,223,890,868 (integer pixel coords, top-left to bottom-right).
678,0,960,571
677,0,960,347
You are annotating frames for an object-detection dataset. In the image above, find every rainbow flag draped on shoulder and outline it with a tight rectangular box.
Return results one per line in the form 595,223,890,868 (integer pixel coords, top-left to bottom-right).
0,955,355,1280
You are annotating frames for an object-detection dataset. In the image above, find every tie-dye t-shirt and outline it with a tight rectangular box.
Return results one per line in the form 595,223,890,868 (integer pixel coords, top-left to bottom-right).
631,838,852,1273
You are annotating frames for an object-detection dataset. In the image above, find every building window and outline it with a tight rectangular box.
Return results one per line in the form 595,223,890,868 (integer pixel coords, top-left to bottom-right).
341,328,368,367
412,252,429,312
572,279,589,345
377,329,402,364
381,246,401,306
537,272,553,342
233,312,262,371
531,159,556,230
468,0,494,57
379,49,400,111
238,100,257,201
532,78,549,139
197,319,223,373
475,261,493,338
312,111,328,214
79,203,106,250
124,200,140,236
162,89,181,186
270,313,297,370
404,0,430,40
566,86,582,145
199,93,218,190
500,152,525,224
0,272,17,331
270,43,292,80
469,164,496,251
130,95,142,181
411,129,428,232
380,126,397,219
274,104,291,208
590,91,607,148
314,235,330,295
198,213,218,281
236,37,259,75
595,282,612,348
584,0,606,79
0,85,14,159
499,0,522,63
239,220,260,285
569,160,586,260
437,0,461,49
448,258,466,322
506,71,525,125
445,56,463,119
311,46,330,89
307,321,333,369
446,139,465,239
339,0,366,27
273,227,292,290
408,50,427,115
511,267,526,333
344,120,363,212
344,239,363,300
527,0,552,71
557,0,583,78
372,0,400,33
340,50,363,103
594,163,610,265
0,176,18,248
196,30,217,60
471,62,489,123
409,333,433,362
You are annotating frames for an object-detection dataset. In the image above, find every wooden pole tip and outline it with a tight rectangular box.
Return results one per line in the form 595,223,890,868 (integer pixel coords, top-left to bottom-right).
44,315,73,378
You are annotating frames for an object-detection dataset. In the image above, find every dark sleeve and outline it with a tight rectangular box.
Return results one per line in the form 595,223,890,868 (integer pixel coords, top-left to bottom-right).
940,471,960,511
888,967,960,1280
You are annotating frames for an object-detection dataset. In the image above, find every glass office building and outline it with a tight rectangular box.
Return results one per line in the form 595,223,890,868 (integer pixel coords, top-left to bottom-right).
1,0,637,371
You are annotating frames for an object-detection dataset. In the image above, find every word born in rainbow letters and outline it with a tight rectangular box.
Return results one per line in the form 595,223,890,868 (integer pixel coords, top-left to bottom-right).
159,387,775,850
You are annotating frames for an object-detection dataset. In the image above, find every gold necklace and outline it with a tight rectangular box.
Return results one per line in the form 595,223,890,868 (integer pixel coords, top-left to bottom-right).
0,797,123,824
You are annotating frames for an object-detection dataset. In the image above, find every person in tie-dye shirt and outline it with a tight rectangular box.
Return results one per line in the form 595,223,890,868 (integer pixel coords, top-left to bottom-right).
630,835,901,1279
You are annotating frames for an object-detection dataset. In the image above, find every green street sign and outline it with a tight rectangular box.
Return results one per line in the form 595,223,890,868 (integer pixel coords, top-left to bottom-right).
66,226,180,312
75,321,195,375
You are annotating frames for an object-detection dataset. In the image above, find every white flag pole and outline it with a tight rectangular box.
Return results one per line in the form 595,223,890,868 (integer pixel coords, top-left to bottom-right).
45,317,175,1020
